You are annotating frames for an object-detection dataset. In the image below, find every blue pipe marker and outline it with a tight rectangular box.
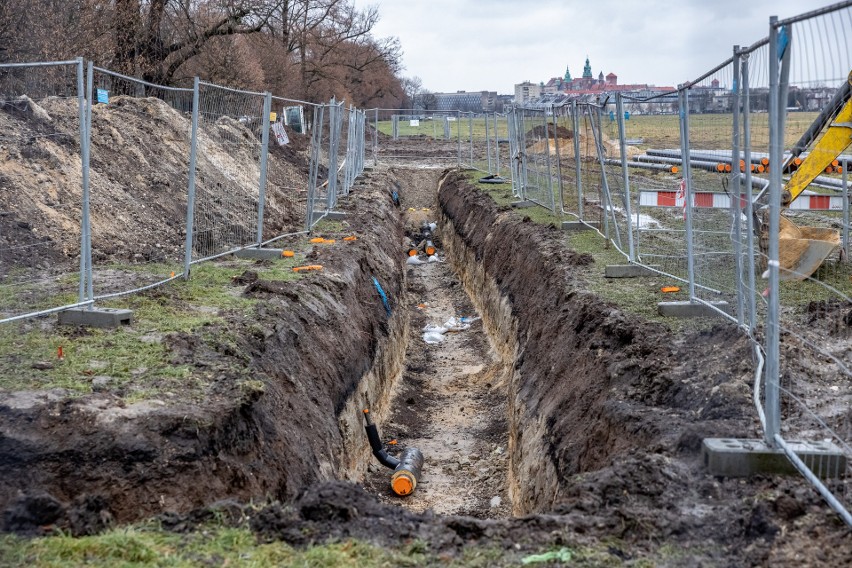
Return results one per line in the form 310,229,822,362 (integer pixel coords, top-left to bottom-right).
372,276,391,317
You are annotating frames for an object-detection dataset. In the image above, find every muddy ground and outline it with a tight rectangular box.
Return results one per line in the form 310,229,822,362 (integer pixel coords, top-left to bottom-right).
0,118,850,566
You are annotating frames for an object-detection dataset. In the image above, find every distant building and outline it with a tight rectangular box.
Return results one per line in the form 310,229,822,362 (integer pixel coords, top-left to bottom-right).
514,81,543,104
525,57,675,105
425,90,500,113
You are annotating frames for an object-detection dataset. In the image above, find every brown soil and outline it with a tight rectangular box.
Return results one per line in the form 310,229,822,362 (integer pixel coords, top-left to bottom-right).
0,111,851,567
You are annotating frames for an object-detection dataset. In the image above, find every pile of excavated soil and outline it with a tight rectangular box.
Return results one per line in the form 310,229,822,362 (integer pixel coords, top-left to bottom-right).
0,95,309,270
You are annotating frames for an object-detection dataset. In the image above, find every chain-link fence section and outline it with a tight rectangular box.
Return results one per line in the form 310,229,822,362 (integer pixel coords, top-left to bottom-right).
507,106,557,211
187,81,266,264
619,95,689,281
88,66,193,298
369,108,464,166
764,4,852,526
683,59,741,318
0,60,88,322
261,96,316,244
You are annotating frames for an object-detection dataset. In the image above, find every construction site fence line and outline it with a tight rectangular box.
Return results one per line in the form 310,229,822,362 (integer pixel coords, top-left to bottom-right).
504,0,852,526
1,58,369,325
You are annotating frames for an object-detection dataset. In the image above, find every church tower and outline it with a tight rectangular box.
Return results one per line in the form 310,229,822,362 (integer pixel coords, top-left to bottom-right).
582,57,593,79
564,65,572,82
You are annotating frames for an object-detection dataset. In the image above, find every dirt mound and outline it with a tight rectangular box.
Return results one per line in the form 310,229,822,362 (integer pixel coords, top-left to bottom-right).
525,123,573,141
0,94,312,270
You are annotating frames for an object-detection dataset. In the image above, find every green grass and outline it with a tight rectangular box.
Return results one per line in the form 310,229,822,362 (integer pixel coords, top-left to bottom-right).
376,116,509,141
0,525,720,567
0,256,306,396
0,526,513,568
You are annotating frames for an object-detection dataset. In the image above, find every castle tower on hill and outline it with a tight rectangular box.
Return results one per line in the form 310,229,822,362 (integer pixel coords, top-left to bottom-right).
564,66,572,82
582,57,593,79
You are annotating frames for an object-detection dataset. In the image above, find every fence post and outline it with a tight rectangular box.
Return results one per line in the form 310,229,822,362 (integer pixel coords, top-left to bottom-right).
678,86,696,300
183,77,200,278
327,99,339,211
765,15,782,446
76,58,93,304
551,105,565,212
843,159,849,260
616,93,636,261
256,91,272,245
485,112,492,174
741,54,758,332
468,113,474,167
456,110,461,167
519,110,529,201
305,105,324,231
731,47,745,327
494,112,501,175
542,110,556,211
572,100,584,221
373,108,378,166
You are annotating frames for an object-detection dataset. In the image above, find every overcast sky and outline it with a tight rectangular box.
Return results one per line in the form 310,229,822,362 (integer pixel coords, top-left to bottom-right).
352,0,820,94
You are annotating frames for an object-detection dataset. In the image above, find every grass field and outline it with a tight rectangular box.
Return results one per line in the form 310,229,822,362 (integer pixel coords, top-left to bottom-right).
376,111,824,156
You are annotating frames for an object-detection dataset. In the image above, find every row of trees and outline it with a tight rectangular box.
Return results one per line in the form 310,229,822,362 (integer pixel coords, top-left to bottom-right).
1,0,416,108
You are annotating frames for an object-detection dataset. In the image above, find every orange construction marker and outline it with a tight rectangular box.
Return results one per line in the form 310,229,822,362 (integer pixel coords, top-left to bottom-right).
293,265,323,272
661,286,681,293
282,250,295,257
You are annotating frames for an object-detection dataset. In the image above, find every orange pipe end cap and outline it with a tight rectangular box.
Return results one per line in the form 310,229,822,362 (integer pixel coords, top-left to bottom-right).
392,472,415,496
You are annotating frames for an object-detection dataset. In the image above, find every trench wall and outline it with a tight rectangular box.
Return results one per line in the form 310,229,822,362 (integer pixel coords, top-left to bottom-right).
0,174,410,530
438,171,682,514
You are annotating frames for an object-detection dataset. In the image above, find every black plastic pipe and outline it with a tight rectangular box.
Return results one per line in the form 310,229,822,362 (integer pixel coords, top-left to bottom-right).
363,409,400,469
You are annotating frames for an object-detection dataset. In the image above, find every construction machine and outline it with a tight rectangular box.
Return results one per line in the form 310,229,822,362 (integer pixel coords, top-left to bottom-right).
763,70,852,280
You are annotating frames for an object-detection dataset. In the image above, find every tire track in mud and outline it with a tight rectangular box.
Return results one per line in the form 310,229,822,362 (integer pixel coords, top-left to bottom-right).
362,166,511,518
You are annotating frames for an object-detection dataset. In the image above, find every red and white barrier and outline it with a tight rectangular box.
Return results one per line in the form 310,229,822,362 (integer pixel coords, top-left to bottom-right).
639,190,844,211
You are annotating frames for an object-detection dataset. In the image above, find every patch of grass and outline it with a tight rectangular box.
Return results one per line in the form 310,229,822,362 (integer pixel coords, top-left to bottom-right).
0,528,513,568
0,257,305,396
471,174,724,332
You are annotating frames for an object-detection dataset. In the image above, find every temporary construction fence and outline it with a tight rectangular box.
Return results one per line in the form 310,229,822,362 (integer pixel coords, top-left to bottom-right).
0,59,89,322
368,108,508,177
0,60,369,324
505,1,852,526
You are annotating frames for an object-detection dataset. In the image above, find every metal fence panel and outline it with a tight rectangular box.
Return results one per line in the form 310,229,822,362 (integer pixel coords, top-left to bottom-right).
0,60,87,322
189,82,266,262
87,66,193,298
766,5,852,525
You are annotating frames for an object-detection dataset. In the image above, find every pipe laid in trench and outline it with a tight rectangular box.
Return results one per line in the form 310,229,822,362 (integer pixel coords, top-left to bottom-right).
363,409,424,496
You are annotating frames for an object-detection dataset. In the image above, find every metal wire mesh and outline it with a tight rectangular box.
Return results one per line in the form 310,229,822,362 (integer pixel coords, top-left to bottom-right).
769,4,852,522
261,96,315,243
190,82,265,261
0,61,85,321
684,61,741,315
513,107,557,211
370,108,463,165
87,67,193,297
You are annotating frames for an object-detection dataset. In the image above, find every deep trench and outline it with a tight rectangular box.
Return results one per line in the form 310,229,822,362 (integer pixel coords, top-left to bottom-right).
0,162,669,529
357,166,515,518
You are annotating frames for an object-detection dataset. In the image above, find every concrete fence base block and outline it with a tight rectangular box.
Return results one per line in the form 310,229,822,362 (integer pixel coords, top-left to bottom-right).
58,307,133,329
510,200,535,209
313,210,347,221
702,438,846,477
657,300,729,318
562,221,600,232
235,248,285,261
605,264,660,278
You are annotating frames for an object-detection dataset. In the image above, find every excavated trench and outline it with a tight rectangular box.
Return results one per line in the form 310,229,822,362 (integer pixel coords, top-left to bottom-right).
3,163,766,547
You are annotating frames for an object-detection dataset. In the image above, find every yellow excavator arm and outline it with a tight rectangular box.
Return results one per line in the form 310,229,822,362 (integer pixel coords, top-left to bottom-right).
769,71,851,280
784,93,852,205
